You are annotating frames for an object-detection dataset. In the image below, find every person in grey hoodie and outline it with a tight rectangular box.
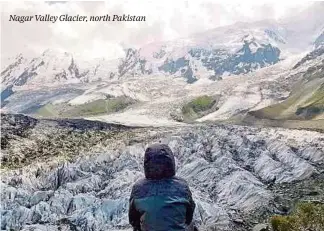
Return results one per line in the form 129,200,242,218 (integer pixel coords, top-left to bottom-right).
129,143,196,231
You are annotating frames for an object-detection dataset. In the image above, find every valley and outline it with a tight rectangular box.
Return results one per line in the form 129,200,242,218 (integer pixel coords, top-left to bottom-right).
1,2,324,231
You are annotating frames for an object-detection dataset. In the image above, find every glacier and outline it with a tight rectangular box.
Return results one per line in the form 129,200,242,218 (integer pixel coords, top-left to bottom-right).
1,114,323,231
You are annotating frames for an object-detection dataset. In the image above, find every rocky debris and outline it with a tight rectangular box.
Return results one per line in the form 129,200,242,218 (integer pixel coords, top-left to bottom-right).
170,109,185,122
1,114,37,150
253,223,269,231
0,113,138,169
1,115,324,230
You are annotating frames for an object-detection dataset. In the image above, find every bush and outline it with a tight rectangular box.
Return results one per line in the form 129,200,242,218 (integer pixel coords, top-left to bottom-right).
270,202,324,231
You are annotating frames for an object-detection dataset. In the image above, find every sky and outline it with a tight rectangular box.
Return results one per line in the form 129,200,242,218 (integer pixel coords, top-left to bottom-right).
0,0,316,64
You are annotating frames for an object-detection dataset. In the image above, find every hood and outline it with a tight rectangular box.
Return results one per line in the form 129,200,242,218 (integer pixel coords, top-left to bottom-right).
144,143,176,180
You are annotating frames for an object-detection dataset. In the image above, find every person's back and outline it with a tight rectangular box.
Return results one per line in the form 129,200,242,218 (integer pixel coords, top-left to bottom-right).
129,143,196,231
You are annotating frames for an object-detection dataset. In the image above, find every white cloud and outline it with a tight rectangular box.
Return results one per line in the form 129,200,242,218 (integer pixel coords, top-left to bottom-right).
0,0,313,64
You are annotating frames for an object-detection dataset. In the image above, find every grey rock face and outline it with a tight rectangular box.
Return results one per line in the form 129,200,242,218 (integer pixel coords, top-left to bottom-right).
188,40,280,79
118,48,152,77
158,57,197,83
293,45,324,69
1,115,324,231
0,85,14,103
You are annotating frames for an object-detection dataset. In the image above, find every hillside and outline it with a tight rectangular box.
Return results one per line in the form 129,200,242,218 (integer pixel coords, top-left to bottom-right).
247,46,324,129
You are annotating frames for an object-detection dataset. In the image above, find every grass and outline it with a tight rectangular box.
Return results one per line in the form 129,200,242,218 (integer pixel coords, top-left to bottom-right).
296,85,324,119
36,96,135,118
181,95,217,121
37,104,58,117
271,202,324,231
303,84,324,105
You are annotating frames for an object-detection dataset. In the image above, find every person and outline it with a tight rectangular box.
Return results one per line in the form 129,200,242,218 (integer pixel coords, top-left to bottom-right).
128,143,196,231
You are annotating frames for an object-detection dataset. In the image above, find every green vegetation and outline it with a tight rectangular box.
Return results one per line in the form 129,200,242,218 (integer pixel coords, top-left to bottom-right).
243,77,324,130
271,202,324,231
181,95,217,121
250,82,324,121
36,96,135,118
302,85,324,107
295,85,324,119
37,104,58,117
250,60,324,122
240,113,324,132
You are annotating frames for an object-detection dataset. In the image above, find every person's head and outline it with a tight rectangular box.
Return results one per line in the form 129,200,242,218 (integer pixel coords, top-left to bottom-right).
144,143,175,180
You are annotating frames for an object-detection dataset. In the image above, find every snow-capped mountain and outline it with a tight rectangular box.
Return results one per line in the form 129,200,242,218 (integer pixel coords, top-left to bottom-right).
1,20,292,91
1,49,119,88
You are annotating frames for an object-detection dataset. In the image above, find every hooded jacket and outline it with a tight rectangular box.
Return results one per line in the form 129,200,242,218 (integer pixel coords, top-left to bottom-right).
129,143,196,231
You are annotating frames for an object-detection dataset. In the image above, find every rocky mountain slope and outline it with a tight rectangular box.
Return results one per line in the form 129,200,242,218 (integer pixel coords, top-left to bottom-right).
1,114,324,231
249,45,324,122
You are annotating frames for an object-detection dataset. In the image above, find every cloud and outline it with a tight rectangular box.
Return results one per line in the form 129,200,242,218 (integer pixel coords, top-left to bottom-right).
0,0,312,64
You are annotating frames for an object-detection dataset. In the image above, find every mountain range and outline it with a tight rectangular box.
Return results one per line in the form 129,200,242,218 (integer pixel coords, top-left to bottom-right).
1,3,324,130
